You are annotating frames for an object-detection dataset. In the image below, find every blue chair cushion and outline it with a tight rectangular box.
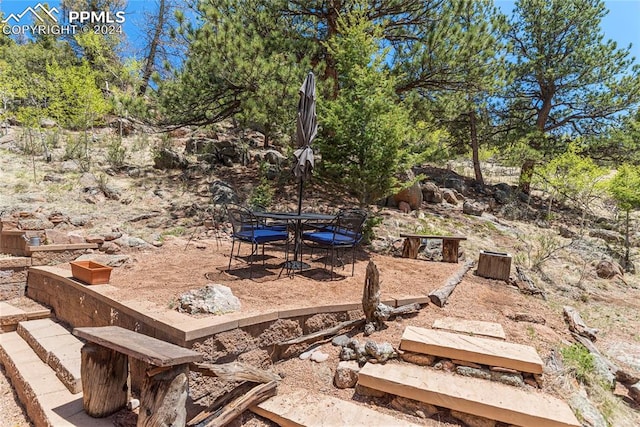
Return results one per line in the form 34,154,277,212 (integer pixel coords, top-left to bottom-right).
319,225,359,238
302,231,358,246
235,229,288,244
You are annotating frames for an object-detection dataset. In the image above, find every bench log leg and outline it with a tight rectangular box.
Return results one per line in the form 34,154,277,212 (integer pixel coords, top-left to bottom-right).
138,363,189,427
442,240,460,263
81,343,128,417
402,237,421,259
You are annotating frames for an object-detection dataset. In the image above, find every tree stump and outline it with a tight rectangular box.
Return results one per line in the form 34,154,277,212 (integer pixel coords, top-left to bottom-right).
401,237,421,259
441,239,461,263
477,250,511,280
363,261,382,335
81,343,128,418
138,363,189,427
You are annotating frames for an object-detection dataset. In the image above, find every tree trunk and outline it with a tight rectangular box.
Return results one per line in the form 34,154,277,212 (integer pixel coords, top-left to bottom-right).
139,0,166,96
363,260,381,330
469,109,484,185
401,237,420,259
428,261,474,307
624,209,630,270
138,364,189,427
563,306,598,342
81,343,128,418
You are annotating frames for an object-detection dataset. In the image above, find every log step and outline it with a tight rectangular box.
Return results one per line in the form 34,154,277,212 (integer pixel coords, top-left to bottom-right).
400,326,543,374
17,318,83,394
0,331,114,426
0,300,50,332
358,362,580,427
251,388,422,426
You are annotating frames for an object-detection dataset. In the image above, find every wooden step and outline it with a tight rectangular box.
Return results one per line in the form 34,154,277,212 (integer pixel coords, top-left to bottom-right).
251,388,421,427
432,317,506,340
0,331,114,426
17,319,83,394
400,326,543,374
358,362,580,427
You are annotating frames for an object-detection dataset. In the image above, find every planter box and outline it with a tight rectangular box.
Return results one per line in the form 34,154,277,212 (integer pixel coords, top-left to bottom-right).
70,261,112,285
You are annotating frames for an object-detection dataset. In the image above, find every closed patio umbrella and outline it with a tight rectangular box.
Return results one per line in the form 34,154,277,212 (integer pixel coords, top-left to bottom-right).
293,71,318,214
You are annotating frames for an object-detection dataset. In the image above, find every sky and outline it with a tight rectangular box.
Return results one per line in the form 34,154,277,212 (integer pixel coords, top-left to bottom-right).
1,0,639,65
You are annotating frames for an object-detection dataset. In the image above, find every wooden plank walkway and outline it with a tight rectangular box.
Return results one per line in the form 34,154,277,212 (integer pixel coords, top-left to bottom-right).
251,388,421,427
400,326,543,374
432,317,506,340
358,363,580,427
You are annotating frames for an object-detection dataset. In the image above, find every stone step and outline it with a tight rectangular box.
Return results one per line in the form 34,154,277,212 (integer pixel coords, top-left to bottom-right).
358,362,580,427
0,300,51,332
17,318,83,394
400,325,544,374
0,331,114,427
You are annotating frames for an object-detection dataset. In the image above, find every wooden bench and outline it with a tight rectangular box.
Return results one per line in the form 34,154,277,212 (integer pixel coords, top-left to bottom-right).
73,326,202,426
399,234,467,263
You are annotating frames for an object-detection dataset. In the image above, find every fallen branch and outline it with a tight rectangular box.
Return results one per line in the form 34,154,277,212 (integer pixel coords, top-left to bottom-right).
428,260,474,307
190,361,281,384
187,382,254,426
193,381,277,427
572,333,639,386
277,318,364,347
564,306,598,342
513,265,546,300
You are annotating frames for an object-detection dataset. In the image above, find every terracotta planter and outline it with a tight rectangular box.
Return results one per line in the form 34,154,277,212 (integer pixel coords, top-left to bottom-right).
70,261,112,285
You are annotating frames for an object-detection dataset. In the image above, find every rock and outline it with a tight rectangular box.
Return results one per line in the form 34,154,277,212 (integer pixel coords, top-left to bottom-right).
569,386,608,427
339,347,357,361
422,182,443,204
401,352,436,366
463,201,485,216
452,359,482,369
444,177,466,194
85,235,105,244
75,254,130,267
355,384,386,398
115,236,148,248
310,351,329,363
264,149,286,166
595,260,623,279
398,201,411,213
332,334,351,347
18,218,54,230
390,396,438,418
441,188,458,204
559,225,576,238
491,371,524,387
630,382,640,404
199,139,248,166
364,341,397,363
100,241,121,254
493,189,510,204
450,410,496,427
393,182,423,210
40,117,57,128
334,361,359,388
60,160,80,172
79,172,99,189
506,312,546,324
103,231,123,241
456,366,492,380
178,284,241,315
299,348,316,360
589,229,624,244
433,359,456,372
69,215,91,227
154,148,189,170
210,180,238,205
45,229,70,244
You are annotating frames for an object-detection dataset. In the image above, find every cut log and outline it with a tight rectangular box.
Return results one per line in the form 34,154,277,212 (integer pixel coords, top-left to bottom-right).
401,236,421,259
187,382,255,426
190,361,281,384
389,303,421,317
195,381,277,427
513,266,546,300
81,343,128,418
138,363,189,427
277,318,364,347
429,260,474,307
477,251,511,280
563,306,598,342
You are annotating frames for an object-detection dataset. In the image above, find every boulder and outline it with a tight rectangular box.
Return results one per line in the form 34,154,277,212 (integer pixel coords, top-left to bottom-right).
444,177,466,193
178,284,241,315
210,180,238,205
393,182,423,210
589,229,624,244
463,201,485,216
441,188,458,204
595,260,623,279
559,225,576,239
334,361,359,388
398,201,411,213
263,149,286,166
422,182,442,204
493,189,510,204
153,148,189,170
